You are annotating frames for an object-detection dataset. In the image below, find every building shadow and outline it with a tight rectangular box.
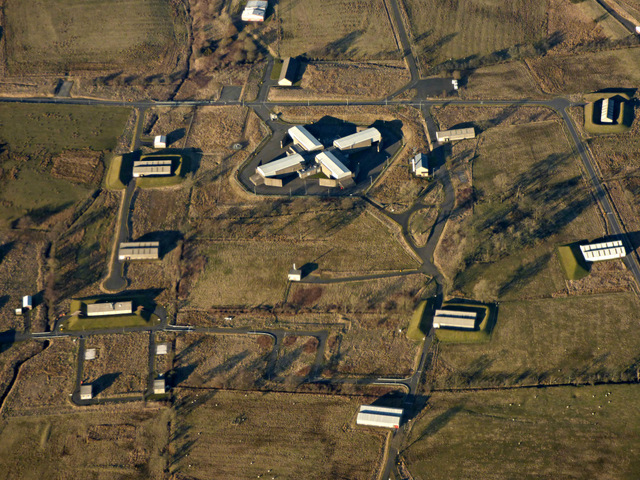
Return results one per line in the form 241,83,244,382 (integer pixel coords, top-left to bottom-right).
300,262,318,277
0,241,14,264
135,231,183,258
92,372,121,396
167,128,186,146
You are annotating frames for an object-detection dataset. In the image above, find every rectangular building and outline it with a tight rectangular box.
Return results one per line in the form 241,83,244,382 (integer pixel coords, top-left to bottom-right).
153,379,166,394
86,301,133,317
257,153,305,178
436,127,476,143
118,241,160,261
84,348,96,360
156,343,169,355
433,309,477,330
132,159,172,178
288,264,302,282
356,405,403,429
600,98,615,124
278,57,298,87
316,150,352,180
22,295,32,310
154,135,167,148
288,126,323,152
333,128,381,151
412,153,429,177
80,384,92,400
242,0,267,21
580,240,626,262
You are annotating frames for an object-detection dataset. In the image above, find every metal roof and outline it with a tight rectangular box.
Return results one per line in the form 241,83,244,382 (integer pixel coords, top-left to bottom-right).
132,165,172,176
413,153,428,171
333,128,381,150
288,126,323,151
600,98,615,123
436,127,475,140
359,405,404,415
316,150,351,180
120,242,160,248
86,301,133,316
257,153,305,177
356,405,403,428
580,241,626,261
118,247,159,260
133,160,172,167
433,309,477,329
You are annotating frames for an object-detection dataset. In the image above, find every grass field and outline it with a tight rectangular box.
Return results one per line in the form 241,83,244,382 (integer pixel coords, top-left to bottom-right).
409,207,438,247
278,0,400,60
574,0,632,40
433,120,605,300
584,94,634,134
433,303,493,344
557,243,591,280
4,0,187,75
403,384,640,479
407,299,430,341
170,390,386,479
458,61,543,100
62,297,160,331
0,407,170,479
400,0,547,72
275,335,318,377
432,292,640,389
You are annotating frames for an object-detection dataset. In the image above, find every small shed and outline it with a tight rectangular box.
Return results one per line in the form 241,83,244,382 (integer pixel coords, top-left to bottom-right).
80,384,92,400
356,405,403,429
412,153,429,177
15,308,23,316
278,57,298,87
84,348,97,360
156,343,169,355
22,295,32,310
288,264,302,282
154,135,167,149
153,378,166,395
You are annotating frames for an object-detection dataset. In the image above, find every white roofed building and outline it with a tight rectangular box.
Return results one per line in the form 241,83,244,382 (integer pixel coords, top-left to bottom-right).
580,241,626,262
242,0,267,21
433,309,477,330
257,153,305,178
86,301,133,317
333,128,381,151
132,159,172,177
316,151,352,180
119,242,160,261
356,405,403,429
80,384,92,400
288,126,323,151
412,153,429,177
600,98,615,124
154,135,167,148
436,127,475,143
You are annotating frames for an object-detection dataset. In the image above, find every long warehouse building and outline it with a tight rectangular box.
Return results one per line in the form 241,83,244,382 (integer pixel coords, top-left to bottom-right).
86,301,133,317
257,153,305,178
118,242,160,261
316,150,352,180
433,309,477,330
436,127,476,143
580,240,626,262
333,127,381,151
600,98,615,124
132,159,172,178
288,126,323,151
356,405,403,429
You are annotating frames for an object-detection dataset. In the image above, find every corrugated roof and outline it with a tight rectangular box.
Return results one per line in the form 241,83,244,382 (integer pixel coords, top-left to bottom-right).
333,127,381,150
580,241,626,261
288,126,323,151
359,405,404,415
316,151,351,179
436,127,475,139
120,242,160,248
356,412,402,428
133,160,172,167
132,165,172,176
257,153,305,177
86,301,133,315
433,309,477,329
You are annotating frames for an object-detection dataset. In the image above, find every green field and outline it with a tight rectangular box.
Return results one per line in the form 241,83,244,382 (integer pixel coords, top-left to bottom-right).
432,292,640,389
403,384,640,479
407,300,430,341
433,303,493,344
4,0,186,75
557,243,590,280
106,152,188,189
401,0,547,72
61,297,160,331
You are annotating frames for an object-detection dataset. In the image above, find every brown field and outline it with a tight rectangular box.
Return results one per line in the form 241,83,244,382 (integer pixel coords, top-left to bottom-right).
170,390,386,479
278,0,400,60
0,407,170,479
526,47,640,94
403,384,640,479
572,0,631,39
172,333,273,389
431,105,558,131
431,292,640,389
409,207,438,247
268,61,410,101
0,341,43,410
433,119,606,300
4,0,188,76
126,260,181,309
82,333,150,398
458,61,544,100
546,0,613,54
325,314,420,377
368,162,429,212
275,335,318,378
131,188,191,239
50,150,104,186
3,339,76,416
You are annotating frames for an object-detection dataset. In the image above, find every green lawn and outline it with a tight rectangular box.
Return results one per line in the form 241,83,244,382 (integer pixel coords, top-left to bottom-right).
433,303,493,344
407,300,430,341
61,297,160,331
135,153,188,188
557,243,590,280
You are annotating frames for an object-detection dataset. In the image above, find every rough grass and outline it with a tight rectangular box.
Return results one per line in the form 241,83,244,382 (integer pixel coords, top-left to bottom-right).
0,408,170,479
557,244,590,280
62,298,160,331
432,292,640,389
4,0,185,75
170,390,386,479
574,0,632,39
407,299,429,341
404,384,640,479
278,0,400,60
458,61,543,100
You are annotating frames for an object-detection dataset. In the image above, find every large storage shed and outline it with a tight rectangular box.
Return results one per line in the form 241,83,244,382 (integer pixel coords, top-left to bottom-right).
436,127,475,143
316,150,352,180
288,126,323,152
86,301,133,317
600,98,615,124
580,241,626,262
278,57,298,87
433,309,477,330
356,405,403,429
333,128,381,151
257,153,305,178
132,159,172,178
118,242,160,261
154,135,167,148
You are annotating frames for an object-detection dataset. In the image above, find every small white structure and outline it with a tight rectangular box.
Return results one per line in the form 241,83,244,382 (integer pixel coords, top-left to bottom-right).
436,127,475,143
356,405,403,429
15,308,23,316
288,126,323,152
316,150,352,180
433,309,477,330
119,242,160,261
288,264,302,282
153,378,166,394
412,153,429,177
132,159,172,178
86,301,133,317
333,128,381,151
636,25,640,34
257,153,305,178
154,135,167,149
580,240,626,262
452,79,459,90
22,295,32,311
84,348,96,360
80,384,92,400
242,0,268,22
156,343,169,355
600,98,615,124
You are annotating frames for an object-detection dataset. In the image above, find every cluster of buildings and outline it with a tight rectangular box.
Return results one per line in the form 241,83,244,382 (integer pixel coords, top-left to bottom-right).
241,0,267,22
253,125,382,188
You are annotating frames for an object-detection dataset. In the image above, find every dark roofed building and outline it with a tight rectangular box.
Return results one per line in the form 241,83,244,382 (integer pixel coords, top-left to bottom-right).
278,57,298,87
